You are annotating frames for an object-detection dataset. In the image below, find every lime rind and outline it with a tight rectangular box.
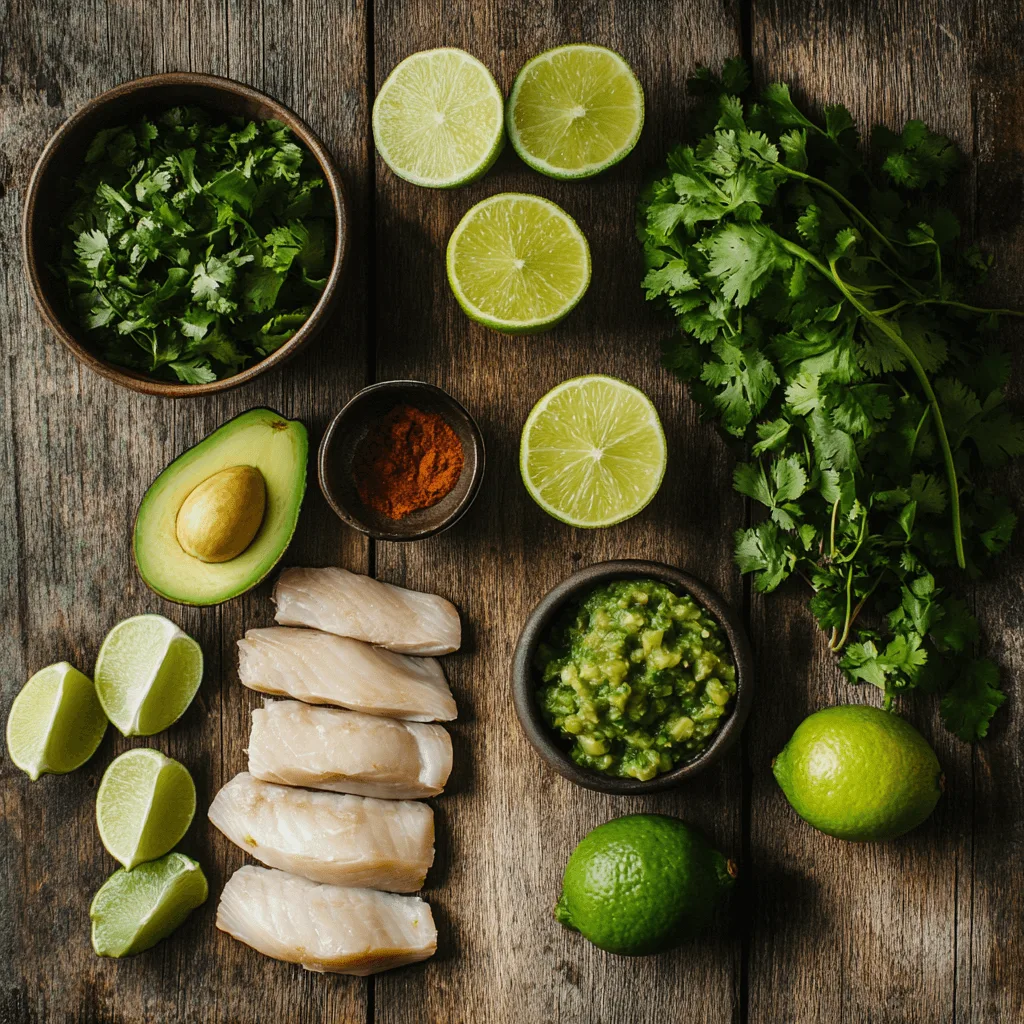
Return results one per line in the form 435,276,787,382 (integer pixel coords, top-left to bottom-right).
373,47,506,189
96,748,196,870
6,663,107,780
506,44,644,180
90,852,208,957
446,193,591,333
94,614,203,737
520,375,667,528
773,704,942,842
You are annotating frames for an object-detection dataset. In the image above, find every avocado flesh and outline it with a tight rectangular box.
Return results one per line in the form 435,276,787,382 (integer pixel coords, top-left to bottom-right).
134,408,308,606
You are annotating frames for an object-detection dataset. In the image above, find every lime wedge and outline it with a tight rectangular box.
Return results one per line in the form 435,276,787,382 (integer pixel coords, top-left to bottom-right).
373,47,505,188
90,852,208,957
94,615,203,737
446,193,590,333
520,375,667,527
506,44,644,179
5,662,107,780
96,749,196,869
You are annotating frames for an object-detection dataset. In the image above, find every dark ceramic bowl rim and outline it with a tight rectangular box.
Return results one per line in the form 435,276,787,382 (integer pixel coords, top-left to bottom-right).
512,559,754,794
22,71,349,398
317,380,486,541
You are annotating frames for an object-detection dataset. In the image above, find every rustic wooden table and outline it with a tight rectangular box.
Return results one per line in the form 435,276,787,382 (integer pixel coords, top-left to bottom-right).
2,1,1022,1021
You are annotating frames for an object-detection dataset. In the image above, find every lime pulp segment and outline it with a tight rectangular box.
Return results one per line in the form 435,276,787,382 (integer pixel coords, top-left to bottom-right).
90,852,208,957
5,662,107,780
96,748,197,870
446,193,591,332
373,48,505,188
520,375,666,527
94,614,203,737
507,44,644,179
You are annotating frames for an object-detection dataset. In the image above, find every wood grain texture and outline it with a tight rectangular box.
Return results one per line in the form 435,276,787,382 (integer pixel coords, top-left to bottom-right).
371,3,746,1022
0,1,370,1021
3,1,1024,1022
747,2,1024,1023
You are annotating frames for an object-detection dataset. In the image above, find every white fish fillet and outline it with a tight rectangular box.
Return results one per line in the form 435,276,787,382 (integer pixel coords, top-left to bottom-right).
273,566,461,655
248,700,453,799
216,865,437,975
208,772,435,891
237,626,457,722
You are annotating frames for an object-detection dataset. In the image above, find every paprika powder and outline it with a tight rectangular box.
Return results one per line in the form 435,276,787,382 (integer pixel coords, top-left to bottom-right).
353,404,464,520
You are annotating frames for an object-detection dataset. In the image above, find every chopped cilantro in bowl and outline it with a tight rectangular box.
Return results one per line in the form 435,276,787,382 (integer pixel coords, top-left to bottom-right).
55,106,335,384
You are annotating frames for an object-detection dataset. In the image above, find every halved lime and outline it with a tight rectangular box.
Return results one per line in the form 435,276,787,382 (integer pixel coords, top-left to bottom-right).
520,375,667,527
90,852,208,957
446,193,590,333
506,44,644,179
94,615,203,737
6,662,107,780
96,749,196,869
373,47,505,188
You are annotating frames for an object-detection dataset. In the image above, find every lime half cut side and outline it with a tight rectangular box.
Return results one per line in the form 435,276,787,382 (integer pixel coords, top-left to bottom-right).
506,44,644,179
94,614,203,737
446,193,591,333
90,852,208,957
520,375,667,528
6,662,107,780
373,47,505,188
96,748,197,870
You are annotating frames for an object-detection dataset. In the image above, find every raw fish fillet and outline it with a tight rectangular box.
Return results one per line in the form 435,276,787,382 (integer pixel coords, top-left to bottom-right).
248,699,452,799
273,567,461,655
237,626,457,722
216,865,437,975
208,772,435,891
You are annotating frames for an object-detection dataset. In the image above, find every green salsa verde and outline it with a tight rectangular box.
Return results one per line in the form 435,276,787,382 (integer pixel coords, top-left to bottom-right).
535,579,737,781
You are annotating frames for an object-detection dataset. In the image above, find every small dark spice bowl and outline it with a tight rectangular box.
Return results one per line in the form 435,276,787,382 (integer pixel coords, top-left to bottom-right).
23,72,348,397
318,380,485,541
512,559,754,795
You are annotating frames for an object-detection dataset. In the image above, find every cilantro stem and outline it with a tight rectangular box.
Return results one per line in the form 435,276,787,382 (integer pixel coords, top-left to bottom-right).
908,405,931,460
836,504,869,564
778,166,905,263
829,566,855,651
828,258,967,569
880,297,1024,319
910,299,1024,318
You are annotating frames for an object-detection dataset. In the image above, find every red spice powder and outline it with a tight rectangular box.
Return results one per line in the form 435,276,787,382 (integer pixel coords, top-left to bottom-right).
353,404,465,520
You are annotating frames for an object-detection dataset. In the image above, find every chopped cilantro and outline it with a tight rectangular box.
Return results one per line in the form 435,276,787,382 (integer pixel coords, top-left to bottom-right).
56,107,334,383
638,60,1024,740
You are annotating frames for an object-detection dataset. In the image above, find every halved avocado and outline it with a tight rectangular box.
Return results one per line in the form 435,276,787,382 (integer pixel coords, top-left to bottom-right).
133,408,308,606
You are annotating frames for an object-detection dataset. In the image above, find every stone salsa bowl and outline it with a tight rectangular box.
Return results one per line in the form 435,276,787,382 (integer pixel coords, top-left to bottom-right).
22,72,348,397
511,559,754,794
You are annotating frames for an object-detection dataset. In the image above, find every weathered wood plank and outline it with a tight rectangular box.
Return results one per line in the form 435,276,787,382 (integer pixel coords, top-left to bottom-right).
957,3,1024,1020
746,2,1023,1022
372,3,745,1022
0,1,370,1021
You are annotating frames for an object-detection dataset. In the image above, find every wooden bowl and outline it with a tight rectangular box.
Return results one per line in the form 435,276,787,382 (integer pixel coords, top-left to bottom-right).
22,72,348,397
318,380,486,541
512,560,754,794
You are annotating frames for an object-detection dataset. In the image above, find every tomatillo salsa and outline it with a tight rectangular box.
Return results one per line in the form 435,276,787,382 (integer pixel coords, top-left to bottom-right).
535,579,737,781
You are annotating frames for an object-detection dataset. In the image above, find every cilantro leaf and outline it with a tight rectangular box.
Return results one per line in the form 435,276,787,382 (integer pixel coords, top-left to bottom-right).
940,659,1005,741
703,223,783,308
734,521,796,592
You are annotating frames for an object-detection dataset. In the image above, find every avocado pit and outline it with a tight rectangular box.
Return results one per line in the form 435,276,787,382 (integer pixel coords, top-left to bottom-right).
175,465,267,563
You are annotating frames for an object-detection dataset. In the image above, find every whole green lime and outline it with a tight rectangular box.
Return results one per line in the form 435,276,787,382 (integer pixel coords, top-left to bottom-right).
773,704,942,842
554,814,735,955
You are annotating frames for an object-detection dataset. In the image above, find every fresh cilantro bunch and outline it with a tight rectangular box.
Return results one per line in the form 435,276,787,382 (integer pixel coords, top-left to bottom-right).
57,107,334,383
638,59,1024,739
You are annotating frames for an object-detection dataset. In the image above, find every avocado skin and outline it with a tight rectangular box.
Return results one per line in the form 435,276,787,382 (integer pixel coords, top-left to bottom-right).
133,408,307,607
